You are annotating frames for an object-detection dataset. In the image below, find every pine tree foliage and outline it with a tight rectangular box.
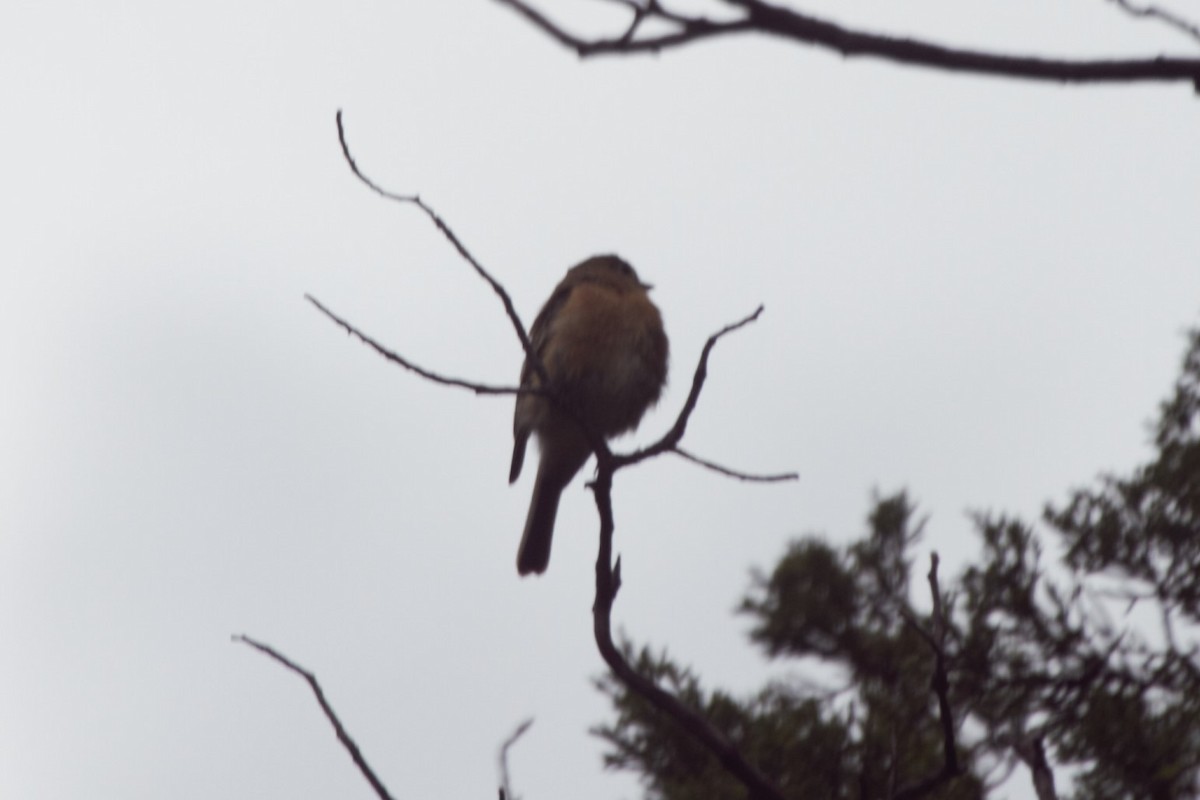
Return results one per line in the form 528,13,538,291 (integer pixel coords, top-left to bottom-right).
596,494,983,800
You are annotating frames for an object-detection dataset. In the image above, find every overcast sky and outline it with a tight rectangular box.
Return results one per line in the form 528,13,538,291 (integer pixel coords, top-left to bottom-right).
3,2,1199,798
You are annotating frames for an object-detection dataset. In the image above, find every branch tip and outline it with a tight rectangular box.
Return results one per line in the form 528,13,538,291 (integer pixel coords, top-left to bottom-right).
235,634,396,800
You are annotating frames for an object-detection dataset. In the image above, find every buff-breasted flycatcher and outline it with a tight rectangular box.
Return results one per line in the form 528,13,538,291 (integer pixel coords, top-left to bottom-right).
509,255,668,576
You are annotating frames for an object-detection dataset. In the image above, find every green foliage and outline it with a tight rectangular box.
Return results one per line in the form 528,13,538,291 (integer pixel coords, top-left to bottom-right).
594,648,854,799
596,493,983,800
1048,328,1200,618
1035,327,1200,798
596,328,1200,799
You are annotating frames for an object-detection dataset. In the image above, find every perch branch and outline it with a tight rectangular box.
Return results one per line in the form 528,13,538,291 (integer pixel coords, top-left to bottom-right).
233,634,396,800
325,116,794,799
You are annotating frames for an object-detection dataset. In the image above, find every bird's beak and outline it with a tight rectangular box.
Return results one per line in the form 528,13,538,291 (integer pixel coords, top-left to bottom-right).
641,281,654,291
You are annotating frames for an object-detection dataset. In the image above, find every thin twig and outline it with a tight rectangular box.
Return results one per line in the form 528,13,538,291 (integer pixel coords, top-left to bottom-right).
493,0,1200,89
596,0,650,43
305,294,523,396
233,634,396,800
617,305,765,469
1107,0,1200,47
334,111,548,387
672,446,798,483
498,718,534,800
495,0,753,55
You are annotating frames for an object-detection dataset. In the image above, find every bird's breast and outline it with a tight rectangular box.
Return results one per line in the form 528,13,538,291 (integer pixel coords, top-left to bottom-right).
542,284,667,436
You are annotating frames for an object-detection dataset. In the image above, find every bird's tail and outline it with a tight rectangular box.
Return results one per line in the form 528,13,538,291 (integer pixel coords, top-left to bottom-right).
516,469,564,576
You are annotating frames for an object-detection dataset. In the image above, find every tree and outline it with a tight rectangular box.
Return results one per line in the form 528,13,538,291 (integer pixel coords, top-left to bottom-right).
595,327,1200,798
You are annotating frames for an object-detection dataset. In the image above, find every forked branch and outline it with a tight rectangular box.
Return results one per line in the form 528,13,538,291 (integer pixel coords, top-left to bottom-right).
1107,0,1200,46
494,0,1200,91
334,110,547,387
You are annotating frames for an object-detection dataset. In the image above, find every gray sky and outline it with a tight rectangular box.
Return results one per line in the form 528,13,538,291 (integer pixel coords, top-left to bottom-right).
3,1,1198,798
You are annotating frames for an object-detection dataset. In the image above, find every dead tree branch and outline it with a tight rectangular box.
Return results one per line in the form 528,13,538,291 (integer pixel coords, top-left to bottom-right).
233,634,396,800
493,0,1200,90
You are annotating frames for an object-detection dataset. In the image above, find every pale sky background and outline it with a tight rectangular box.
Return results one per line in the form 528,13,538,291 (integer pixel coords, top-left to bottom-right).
2,1,1199,798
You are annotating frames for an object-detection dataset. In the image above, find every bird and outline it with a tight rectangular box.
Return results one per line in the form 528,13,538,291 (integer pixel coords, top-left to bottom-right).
509,255,668,576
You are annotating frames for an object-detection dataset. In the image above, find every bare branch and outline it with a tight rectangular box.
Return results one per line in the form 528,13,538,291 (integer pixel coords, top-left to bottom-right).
233,634,396,800
672,446,798,483
305,294,523,396
618,304,765,469
498,718,534,800
494,0,1200,89
1107,0,1200,47
493,0,754,55
334,111,548,388
596,0,652,43
328,115,616,457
